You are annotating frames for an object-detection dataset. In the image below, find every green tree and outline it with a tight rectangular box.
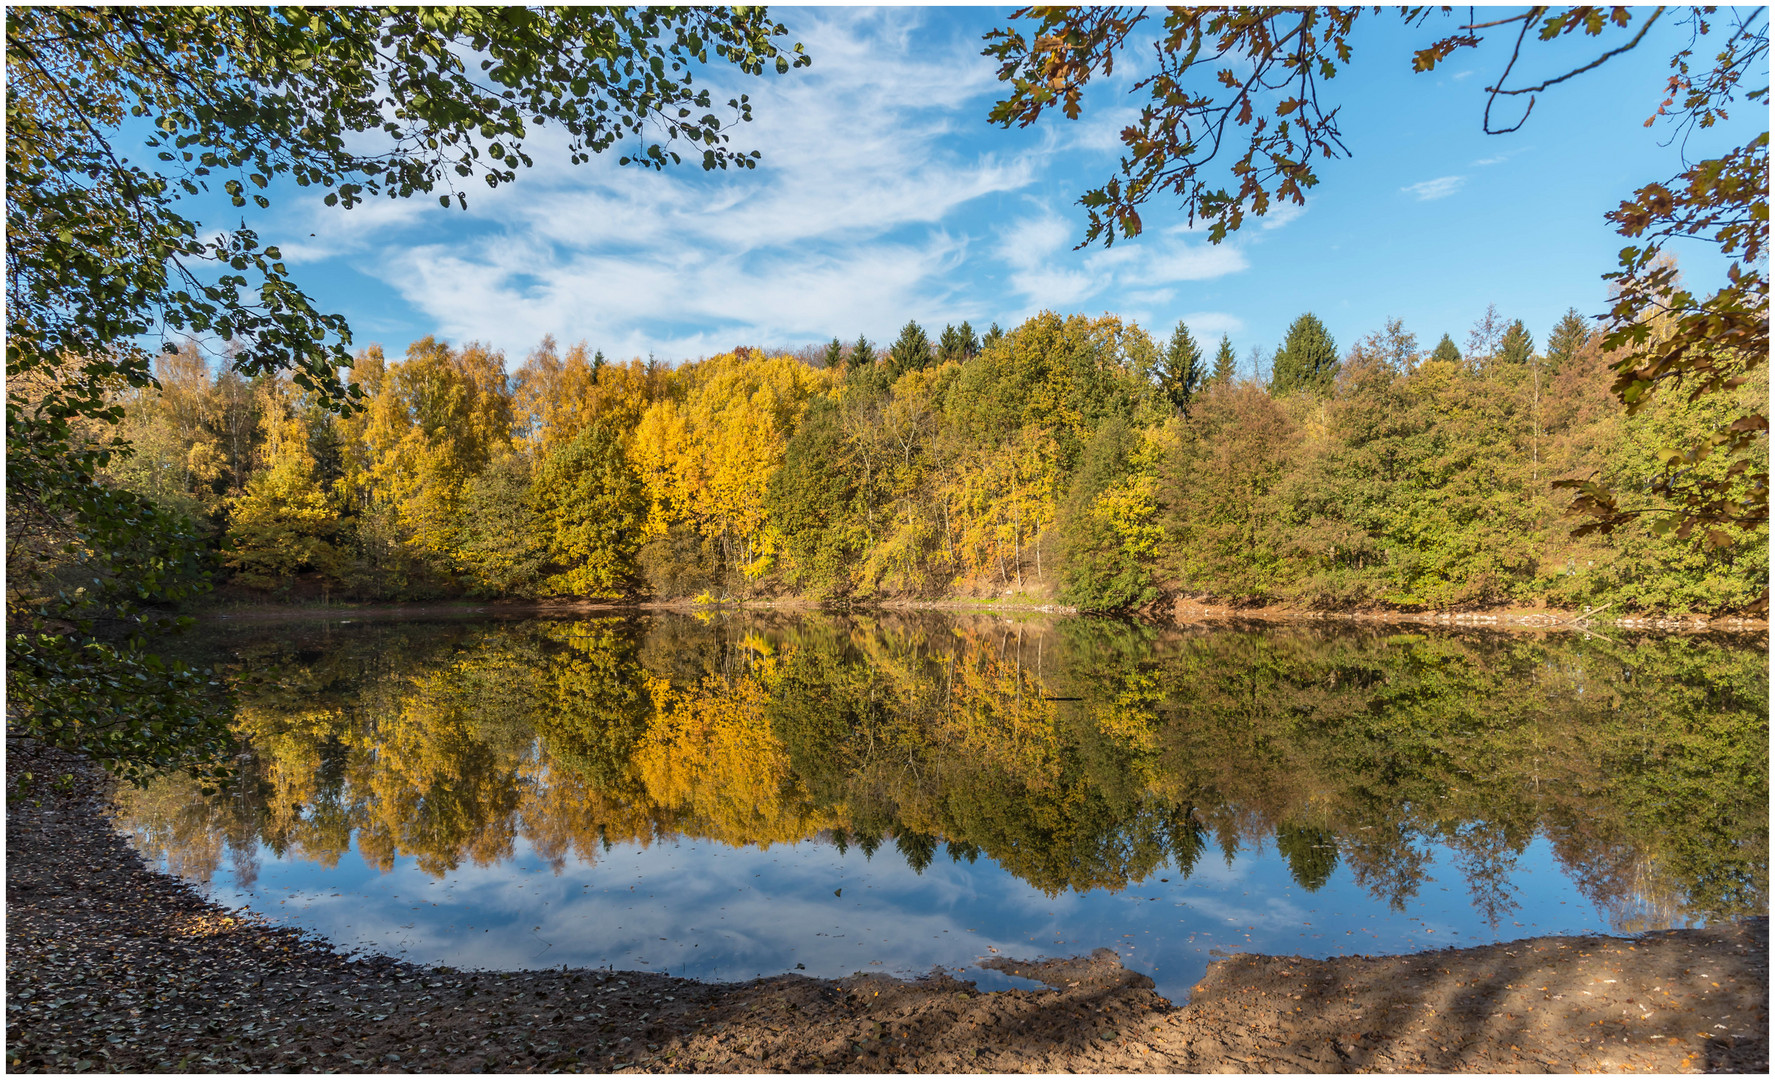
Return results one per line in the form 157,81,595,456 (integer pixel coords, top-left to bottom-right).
5,6,808,776
822,337,846,370
984,5,1767,548
851,335,876,369
1270,313,1339,397
886,320,935,381
1499,319,1535,366
937,323,980,364
1211,334,1238,385
1055,417,1160,610
1544,308,1590,375
767,397,866,598
982,323,1006,350
453,454,551,598
1158,321,1206,412
534,423,648,598
1431,334,1463,366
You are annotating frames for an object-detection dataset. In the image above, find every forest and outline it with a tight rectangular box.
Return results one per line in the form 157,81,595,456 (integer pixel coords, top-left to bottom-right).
99,303,1767,616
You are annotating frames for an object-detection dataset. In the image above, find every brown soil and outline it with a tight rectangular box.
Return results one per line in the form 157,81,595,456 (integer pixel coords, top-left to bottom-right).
7,739,1767,1073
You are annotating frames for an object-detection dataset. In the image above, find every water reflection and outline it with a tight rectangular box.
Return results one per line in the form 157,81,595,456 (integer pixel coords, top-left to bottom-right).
119,613,1767,995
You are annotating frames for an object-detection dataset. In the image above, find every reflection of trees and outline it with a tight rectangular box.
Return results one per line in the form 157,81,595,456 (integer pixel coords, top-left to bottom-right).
116,616,1766,930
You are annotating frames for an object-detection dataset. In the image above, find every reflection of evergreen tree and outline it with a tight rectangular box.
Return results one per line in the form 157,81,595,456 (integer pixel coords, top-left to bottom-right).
1275,824,1340,891
947,839,981,864
894,829,940,873
1165,806,1208,879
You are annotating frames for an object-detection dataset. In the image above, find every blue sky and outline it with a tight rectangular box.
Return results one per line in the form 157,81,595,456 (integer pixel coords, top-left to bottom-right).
238,6,1765,373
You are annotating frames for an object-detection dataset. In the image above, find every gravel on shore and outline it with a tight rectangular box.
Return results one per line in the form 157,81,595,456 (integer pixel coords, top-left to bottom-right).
7,738,1767,1073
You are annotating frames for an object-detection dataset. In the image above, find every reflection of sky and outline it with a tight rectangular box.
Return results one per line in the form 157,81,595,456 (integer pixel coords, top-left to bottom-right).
174,828,1617,1004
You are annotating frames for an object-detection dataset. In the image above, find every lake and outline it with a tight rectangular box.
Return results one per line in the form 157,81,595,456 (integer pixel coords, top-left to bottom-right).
116,611,1768,1003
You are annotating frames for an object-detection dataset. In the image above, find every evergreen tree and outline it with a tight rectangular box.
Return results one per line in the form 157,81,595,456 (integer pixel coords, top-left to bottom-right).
1211,334,1238,385
1545,308,1589,375
1499,319,1534,365
822,337,845,370
1430,333,1463,366
1159,320,1206,412
937,321,982,363
981,322,1005,350
851,334,875,368
1270,312,1339,397
886,320,934,380
592,349,607,370
958,320,980,358
936,323,963,363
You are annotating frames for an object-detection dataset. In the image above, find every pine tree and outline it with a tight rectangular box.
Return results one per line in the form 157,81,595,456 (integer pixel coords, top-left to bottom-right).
822,337,845,370
1211,334,1237,385
1499,319,1534,365
937,323,966,363
886,320,934,380
1159,320,1206,412
981,322,1005,350
1430,333,1462,365
958,320,980,358
1545,308,1589,375
1269,312,1339,397
852,334,875,368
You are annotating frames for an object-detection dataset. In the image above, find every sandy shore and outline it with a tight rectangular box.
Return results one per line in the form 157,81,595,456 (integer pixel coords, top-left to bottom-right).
6,738,1767,1073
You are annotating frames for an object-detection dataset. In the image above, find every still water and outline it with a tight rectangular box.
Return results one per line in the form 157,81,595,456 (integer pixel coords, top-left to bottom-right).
118,613,1768,1003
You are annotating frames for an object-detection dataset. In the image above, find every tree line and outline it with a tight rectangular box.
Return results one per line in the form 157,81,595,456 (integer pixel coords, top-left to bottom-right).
101,303,1766,615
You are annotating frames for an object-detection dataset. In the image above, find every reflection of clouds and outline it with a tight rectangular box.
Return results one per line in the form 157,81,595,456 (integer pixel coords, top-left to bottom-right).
193,829,1619,1005
1173,892,1313,933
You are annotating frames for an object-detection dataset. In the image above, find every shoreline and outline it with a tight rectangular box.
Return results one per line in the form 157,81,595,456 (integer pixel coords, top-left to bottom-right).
191,595,1770,635
7,739,1767,1073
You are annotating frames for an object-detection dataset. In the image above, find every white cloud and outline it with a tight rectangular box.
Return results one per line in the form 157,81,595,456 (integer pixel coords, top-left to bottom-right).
1470,146,1530,167
1401,175,1467,201
266,10,1253,362
1258,200,1308,230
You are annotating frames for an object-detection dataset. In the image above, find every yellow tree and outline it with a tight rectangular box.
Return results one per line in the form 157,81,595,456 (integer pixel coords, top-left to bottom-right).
225,383,346,589
355,337,516,578
631,349,831,590
512,337,661,455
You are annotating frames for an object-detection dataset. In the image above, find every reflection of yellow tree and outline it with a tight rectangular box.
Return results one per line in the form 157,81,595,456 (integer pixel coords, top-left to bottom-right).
633,656,842,847
234,702,359,868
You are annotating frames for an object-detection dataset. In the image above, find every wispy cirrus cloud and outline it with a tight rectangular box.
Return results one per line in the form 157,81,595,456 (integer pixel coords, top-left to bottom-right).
261,8,1304,363
1402,175,1467,201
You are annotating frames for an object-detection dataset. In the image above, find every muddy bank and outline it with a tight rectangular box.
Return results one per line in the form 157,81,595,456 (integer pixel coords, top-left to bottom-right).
6,739,1767,1073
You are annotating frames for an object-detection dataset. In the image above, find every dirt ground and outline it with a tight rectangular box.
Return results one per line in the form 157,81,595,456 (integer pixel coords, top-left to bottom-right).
7,738,1767,1073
